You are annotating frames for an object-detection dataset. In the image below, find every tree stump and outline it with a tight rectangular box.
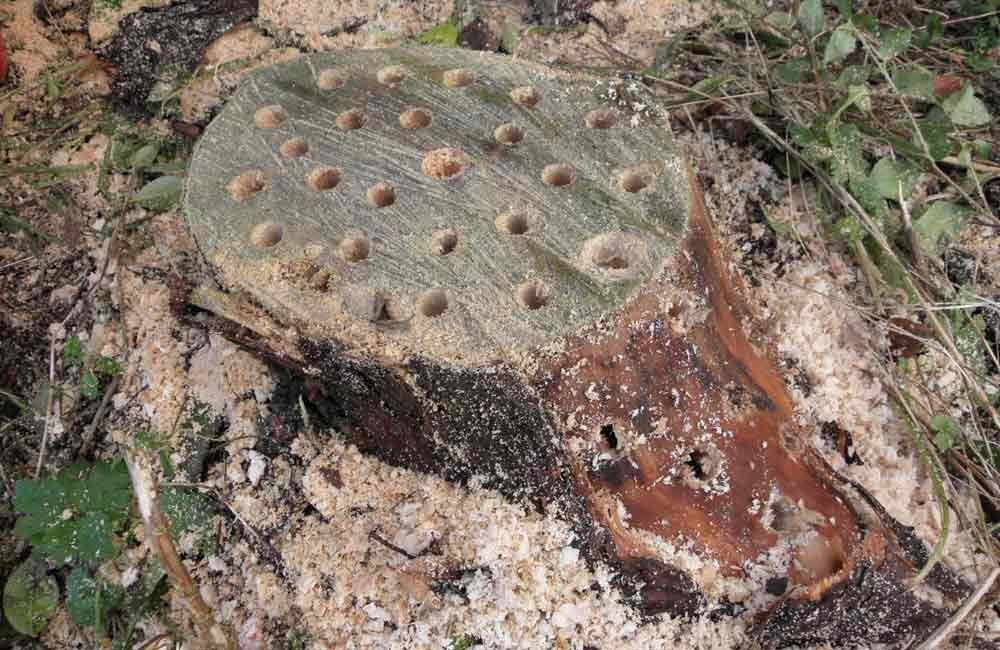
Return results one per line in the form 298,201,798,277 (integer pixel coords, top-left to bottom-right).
183,47,967,647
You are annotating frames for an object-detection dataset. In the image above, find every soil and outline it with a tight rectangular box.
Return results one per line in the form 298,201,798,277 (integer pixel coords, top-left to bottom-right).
1,1,998,649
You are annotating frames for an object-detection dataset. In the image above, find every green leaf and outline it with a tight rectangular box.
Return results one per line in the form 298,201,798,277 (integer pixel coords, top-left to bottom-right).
13,461,131,566
845,84,871,113
827,122,867,184
499,20,519,54
869,240,908,289
128,143,159,172
893,67,934,98
916,118,951,161
66,566,124,634
914,15,942,48
773,58,812,83
146,160,188,175
941,84,992,127
878,28,912,59
764,12,796,30
2,557,59,637
80,370,100,400
849,176,888,223
77,512,121,564
958,143,973,167
450,636,475,650
833,65,867,88
63,337,84,366
691,76,723,96
416,20,459,47
159,486,216,551
931,414,960,452
132,175,183,212
45,75,61,101
92,356,122,378
851,13,878,33
832,0,853,19
798,0,825,38
914,201,972,255
833,214,864,243
824,26,857,65
83,460,132,513
789,123,819,147
870,157,920,200
966,53,995,74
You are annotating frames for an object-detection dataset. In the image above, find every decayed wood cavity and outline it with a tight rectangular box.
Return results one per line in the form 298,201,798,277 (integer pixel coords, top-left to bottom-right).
535,172,858,586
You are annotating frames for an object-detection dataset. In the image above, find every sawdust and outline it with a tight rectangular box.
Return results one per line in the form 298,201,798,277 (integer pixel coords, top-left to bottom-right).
515,0,722,68
218,442,751,650
4,0,63,83
259,0,452,51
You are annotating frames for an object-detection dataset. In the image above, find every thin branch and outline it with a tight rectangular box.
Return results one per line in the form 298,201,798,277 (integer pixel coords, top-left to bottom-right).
125,449,234,649
79,375,120,458
915,567,1000,649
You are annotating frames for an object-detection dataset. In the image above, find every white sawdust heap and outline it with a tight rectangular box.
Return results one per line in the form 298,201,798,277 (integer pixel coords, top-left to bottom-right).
240,443,748,650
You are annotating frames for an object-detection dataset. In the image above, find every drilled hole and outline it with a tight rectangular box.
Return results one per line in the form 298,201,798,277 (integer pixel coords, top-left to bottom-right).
249,222,282,248
431,229,458,255
681,446,723,489
377,65,406,86
375,296,406,322
542,164,575,187
494,123,524,145
367,182,396,208
594,250,629,269
794,536,846,583
510,85,541,107
309,270,330,290
280,137,309,159
518,279,550,310
495,211,529,235
443,68,474,88
769,500,799,532
600,424,618,449
422,148,466,179
619,169,649,193
303,242,325,259
338,235,370,262
585,108,617,129
685,450,709,480
417,289,449,317
582,233,645,273
227,170,265,202
336,109,365,130
306,166,341,191
399,107,432,129
317,70,345,90
254,105,287,129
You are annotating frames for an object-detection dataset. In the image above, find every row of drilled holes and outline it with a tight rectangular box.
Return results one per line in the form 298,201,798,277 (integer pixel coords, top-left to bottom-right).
256,101,616,137
261,104,529,142
407,278,549,319
312,64,619,132
229,154,650,202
